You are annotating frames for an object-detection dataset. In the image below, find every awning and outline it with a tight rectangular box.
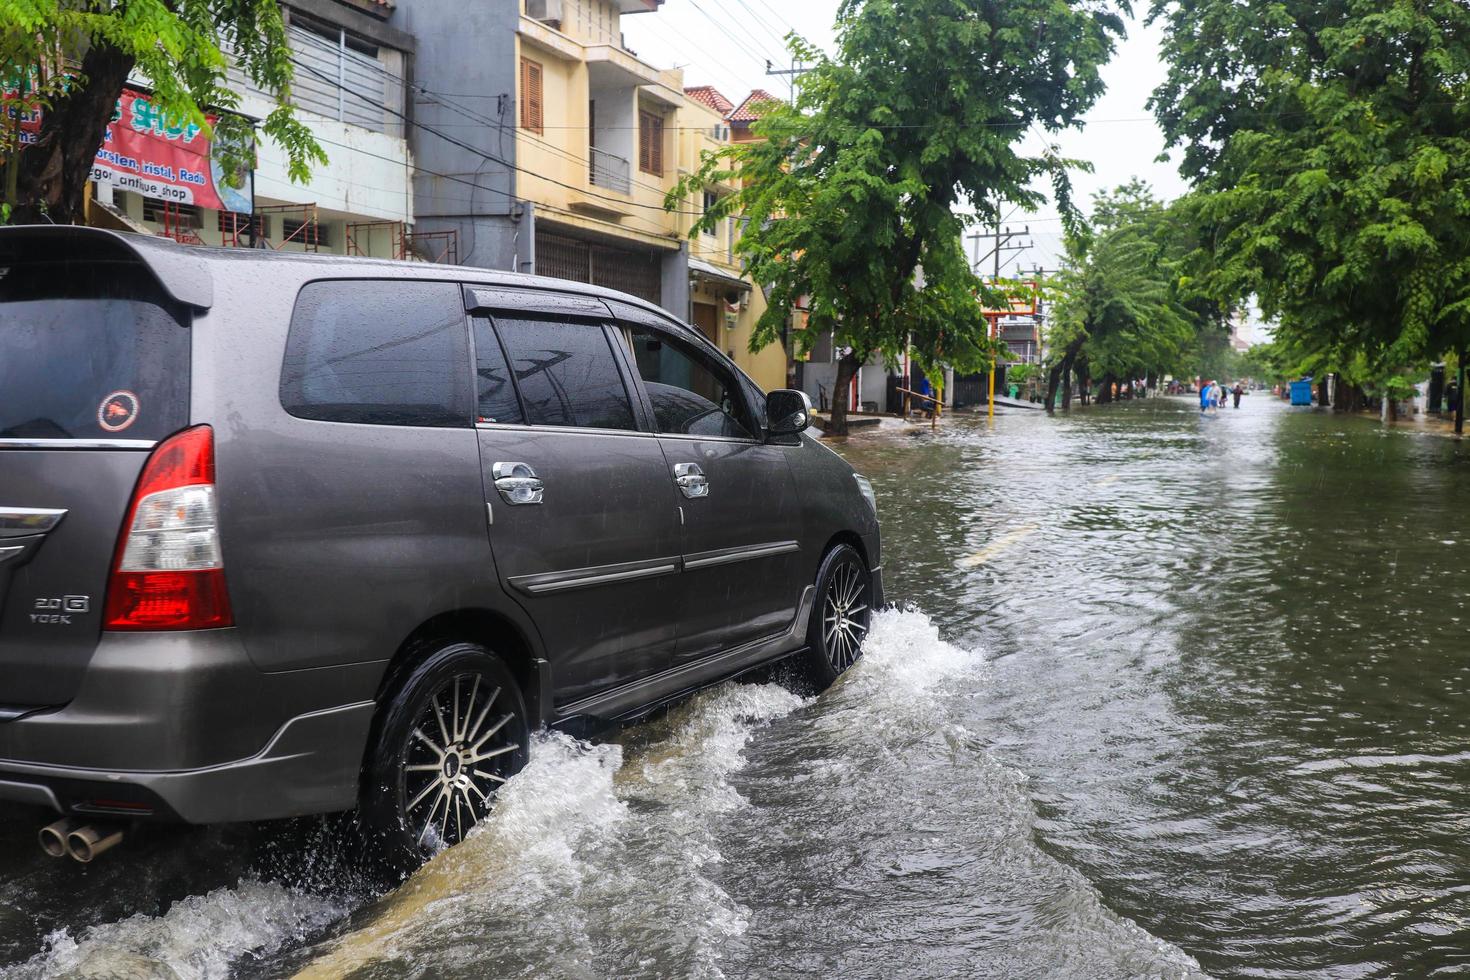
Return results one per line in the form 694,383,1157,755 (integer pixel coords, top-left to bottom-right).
688,256,750,292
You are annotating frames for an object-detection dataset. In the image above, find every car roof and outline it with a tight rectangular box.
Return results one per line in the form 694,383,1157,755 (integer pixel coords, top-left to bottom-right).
0,224,681,325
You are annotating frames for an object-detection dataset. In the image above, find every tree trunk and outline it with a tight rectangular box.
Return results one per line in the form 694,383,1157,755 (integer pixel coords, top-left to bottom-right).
1044,336,1085,415
1457,346,1466,436
12,42,135,224
1097,373,1115,405
827,351,862,437
1317,376,1330,408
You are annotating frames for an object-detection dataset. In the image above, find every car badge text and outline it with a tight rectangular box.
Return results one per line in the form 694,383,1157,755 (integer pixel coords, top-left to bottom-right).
32,595,90,624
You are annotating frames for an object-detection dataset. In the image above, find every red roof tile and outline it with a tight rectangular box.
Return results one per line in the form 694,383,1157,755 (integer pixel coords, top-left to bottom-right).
684,85,734,115
729,89,781,122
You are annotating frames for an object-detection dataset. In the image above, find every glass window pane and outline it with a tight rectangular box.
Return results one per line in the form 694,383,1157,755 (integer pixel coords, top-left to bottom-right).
281,281,471,427
628,327,754,439
0,260,190,441
496,318,636,431
472,318,523,425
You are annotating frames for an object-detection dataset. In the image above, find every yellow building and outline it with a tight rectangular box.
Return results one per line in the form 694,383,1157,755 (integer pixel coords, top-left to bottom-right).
673,85,789,392
509,1,788,391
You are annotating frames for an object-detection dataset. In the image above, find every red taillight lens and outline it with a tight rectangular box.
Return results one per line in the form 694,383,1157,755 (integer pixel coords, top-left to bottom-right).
104,425,234,631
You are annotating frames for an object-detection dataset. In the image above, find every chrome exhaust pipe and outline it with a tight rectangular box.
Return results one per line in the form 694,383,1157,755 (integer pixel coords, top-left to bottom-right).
38,817,84,858
64,822,125,863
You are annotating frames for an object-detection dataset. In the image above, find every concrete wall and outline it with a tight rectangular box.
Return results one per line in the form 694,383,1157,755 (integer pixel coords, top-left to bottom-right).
397,0,521,270
246,101,415,225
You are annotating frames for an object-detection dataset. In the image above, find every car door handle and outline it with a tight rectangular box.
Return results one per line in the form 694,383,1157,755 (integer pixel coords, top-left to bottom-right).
673,462,709,499
493,462,544,505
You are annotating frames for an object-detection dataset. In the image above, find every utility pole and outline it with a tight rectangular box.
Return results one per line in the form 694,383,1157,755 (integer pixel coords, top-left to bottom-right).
764,60,809,101
967,220,1031,419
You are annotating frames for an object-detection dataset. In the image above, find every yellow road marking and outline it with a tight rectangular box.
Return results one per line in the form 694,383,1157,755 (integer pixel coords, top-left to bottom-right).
960,524,1038,568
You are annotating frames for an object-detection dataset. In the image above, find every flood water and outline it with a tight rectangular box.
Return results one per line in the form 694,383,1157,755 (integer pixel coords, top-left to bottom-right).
4,394,1470,978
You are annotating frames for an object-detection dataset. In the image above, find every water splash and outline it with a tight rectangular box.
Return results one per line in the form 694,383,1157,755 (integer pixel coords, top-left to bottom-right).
1,880,344,980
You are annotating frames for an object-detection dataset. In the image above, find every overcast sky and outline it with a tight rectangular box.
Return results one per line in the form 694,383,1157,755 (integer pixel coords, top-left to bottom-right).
621,1,1193,274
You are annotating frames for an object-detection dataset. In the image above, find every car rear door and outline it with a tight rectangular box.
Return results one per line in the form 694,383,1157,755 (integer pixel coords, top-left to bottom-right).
465,288,683,708
608,301,806,662
0,248,193,710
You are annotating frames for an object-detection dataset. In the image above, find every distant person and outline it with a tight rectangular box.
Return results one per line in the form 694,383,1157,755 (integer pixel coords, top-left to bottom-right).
1232,383,1243,409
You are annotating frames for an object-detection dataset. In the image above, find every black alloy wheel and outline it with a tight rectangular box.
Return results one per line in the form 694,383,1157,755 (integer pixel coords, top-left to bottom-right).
361,642,529,870
803,544,874,688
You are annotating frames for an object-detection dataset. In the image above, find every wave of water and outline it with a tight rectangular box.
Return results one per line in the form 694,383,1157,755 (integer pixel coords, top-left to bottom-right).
2,609,1205,979
1,880,344,980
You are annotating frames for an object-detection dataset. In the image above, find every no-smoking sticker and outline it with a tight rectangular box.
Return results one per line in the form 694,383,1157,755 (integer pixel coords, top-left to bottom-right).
98,390,140,433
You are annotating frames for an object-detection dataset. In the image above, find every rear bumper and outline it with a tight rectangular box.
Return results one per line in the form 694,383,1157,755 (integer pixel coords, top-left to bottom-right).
0,629,381,823
0,701,374,823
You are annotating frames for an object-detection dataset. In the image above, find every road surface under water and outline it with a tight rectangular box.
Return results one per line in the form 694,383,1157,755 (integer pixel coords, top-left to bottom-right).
3,394,1469,978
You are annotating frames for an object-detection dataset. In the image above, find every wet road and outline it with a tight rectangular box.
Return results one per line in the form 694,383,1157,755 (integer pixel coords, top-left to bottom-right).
4,394,1470,978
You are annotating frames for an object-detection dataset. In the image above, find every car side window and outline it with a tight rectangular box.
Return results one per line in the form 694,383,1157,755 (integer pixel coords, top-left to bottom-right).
471,317,524,425
627,326,756,439
494,317,636,431
281,280,471,427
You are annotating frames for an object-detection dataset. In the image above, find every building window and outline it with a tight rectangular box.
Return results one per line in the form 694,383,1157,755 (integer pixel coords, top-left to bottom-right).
141,198,200,226
217,211,265,238
639,110,664,176
701,190,718,238
282,219,328,247
520,58,544,134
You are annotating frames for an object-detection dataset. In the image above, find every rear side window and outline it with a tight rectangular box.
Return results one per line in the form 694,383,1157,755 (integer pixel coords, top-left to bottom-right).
281,280,471,427
0,260,190,442
494,318,636,431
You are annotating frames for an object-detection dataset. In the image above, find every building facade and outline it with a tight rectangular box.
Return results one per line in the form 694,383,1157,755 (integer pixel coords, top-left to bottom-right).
87,0,419,260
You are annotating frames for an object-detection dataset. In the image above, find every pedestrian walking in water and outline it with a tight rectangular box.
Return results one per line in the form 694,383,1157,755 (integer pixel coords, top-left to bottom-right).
1232,383,1243,409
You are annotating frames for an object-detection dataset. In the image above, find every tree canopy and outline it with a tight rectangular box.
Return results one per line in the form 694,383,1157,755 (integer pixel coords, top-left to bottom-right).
673,0,1127,433
1043,181,1213,409
1,0,324,223
1149,0,1470,390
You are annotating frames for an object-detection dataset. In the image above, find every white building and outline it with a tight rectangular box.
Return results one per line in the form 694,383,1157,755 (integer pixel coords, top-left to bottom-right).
92,0,425,261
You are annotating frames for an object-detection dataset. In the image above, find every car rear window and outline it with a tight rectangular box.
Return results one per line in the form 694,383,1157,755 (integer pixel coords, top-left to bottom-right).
0,259,191,443
280,280,472,428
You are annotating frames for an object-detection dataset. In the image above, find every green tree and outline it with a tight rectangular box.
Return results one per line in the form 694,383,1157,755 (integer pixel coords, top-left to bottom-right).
671,0,1126,435
1043,183,1200,410
1149,0,1470,413
1,0,324,224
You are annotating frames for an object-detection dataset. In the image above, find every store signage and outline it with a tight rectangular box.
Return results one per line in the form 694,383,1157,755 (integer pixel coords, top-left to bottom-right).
90,87,251,212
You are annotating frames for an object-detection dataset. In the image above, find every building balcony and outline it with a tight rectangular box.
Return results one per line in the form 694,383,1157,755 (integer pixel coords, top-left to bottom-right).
590,146,632,195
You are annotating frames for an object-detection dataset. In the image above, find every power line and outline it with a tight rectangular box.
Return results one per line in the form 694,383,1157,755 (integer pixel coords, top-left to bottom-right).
290,57,709,220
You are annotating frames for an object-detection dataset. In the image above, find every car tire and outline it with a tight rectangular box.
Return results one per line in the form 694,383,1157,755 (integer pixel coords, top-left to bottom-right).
360,641,529,872
800,544,874,689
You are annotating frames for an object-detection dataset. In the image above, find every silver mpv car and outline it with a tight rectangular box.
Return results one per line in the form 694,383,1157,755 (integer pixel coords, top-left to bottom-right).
0,227,881,866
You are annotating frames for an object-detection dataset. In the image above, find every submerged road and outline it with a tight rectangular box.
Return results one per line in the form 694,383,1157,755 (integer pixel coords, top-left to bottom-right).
3,394,1469,978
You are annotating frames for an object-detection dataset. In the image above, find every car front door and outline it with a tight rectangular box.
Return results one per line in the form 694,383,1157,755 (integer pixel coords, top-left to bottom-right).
610,303,806,662
467,289,682,709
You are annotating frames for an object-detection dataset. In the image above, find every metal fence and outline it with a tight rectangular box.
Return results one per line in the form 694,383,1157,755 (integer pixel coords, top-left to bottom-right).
224,26,403,137
589,146,632,194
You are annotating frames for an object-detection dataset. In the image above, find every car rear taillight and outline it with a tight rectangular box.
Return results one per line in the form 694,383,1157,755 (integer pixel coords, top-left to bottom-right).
104,425,233,630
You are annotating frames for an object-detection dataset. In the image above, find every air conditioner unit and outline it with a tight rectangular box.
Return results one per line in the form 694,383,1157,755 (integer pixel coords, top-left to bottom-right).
526,0,563,22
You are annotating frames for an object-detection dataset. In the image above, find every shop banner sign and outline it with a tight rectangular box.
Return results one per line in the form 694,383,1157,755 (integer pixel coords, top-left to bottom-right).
90,87,251,213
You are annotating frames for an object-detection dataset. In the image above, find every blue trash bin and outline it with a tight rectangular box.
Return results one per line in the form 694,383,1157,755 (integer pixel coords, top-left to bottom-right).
1289,380,1313,406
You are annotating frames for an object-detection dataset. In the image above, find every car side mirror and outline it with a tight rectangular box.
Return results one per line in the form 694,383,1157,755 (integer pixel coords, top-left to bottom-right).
766,389,813,435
